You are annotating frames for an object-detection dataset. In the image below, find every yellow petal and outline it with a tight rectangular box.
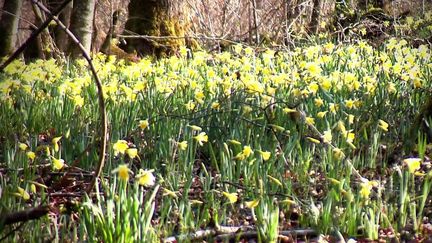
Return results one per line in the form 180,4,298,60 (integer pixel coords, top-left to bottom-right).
245,199,260,209
260,151,271,161
267,175,282,186
126,148,138,159
26,151,36,160
139,119,149,130
403,158,421,174
222,191,238,204
52,158,65,170
178,141,188,150
136,169,155,187
19,143,28,151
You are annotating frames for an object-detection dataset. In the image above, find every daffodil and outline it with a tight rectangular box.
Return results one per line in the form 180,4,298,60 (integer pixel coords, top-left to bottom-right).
163,188,178,198
52,136,62,152
126,148,138,159
112,164,131,181
259,150,271,161
348,114,355,124
178,140,188,150
267,175,282,186
222,191,238,204
314,98,324,107
242,146,253,158
136,169,155,187
359,180,378,199
305,117,315,125
188,125,202,131
378,119,389,132
283,107,297,113
194,132,208,146
16,187,30,201
139,119,149,130
19,143,28,151
317,111,327,118
403,158,421,173
26,151,36,161
306,137,321,144
211,102,220,110
228,139,242,145
322,129,332,144
245,199,260,209
113,140,129,156
333,148,345,160
52,157,65,170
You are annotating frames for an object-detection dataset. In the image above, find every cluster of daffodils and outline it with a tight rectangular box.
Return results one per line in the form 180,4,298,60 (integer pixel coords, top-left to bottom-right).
112,164,156,187
18,136,66,171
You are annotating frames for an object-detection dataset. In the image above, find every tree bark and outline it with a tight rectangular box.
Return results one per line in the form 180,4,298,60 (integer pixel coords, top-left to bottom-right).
0,0,24,57
68,0,96,57
121,0,186,57
54,1,73,52
309,0,322,34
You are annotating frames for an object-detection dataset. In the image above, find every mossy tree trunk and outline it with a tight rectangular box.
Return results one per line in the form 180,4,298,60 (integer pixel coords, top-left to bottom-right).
68,0,96,57
0,0,24,57
121,0,186,57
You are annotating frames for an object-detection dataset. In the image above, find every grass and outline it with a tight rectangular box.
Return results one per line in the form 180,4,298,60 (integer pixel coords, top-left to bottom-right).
0,38,432,242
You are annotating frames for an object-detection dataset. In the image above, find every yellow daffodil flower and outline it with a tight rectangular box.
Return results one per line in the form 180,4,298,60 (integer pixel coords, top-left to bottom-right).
52,157,65,170
126,148,138,159
112,164,131,181
26,151,36,161
16,187,30,201
348,114,355,124
306,137,321,144
359,180,378,199
113,140,129,156
139,119,149,130
378,119,389,132
259,150,271,161
228,139,242,146
317,111,327,118
322,129,332,144
178,141,188,150
52,136,62,152
305,117,315,125
314,98,324,107
267,175,282,186
188,125,202,131
194,132,208,146
136,169,155,187
333,148,345,160
19,143,28,151
403,158,421,173
222,191,238,204
163,188,178,198
245,199,260,209
242,146,253,158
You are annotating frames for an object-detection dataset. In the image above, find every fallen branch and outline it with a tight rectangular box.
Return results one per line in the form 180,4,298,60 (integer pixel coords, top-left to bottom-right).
0,205,50,226
163,225,317,242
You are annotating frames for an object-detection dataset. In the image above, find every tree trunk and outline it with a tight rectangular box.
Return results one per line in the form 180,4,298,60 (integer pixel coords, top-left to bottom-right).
0,0,24,57
54,1,73,52
121,0,186,57
68,0,96,57
309,0,322,34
